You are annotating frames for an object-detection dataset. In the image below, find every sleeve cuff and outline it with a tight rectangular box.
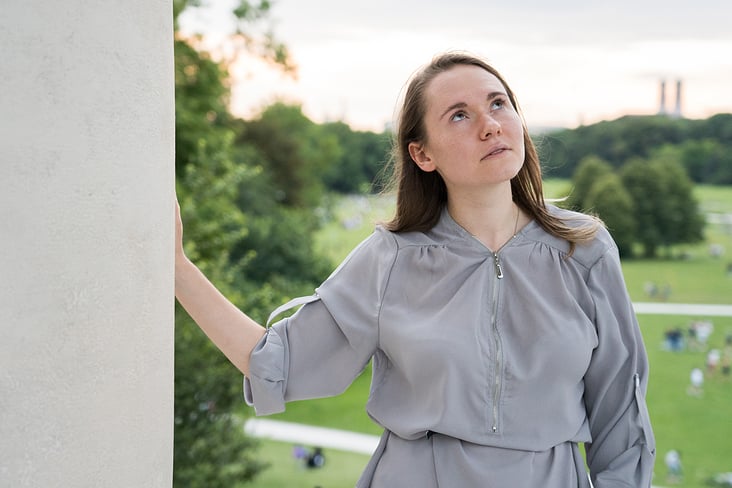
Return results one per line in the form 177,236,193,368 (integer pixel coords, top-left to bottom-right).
243,325,289,415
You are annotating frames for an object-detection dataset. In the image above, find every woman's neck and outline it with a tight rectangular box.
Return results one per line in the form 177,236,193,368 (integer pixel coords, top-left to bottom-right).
447,187,522,251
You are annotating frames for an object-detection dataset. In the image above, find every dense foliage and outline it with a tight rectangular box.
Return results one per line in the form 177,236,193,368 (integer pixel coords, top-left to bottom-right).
173,2,310,487
173,40,266,488
538,114,732,185
321,121,392,194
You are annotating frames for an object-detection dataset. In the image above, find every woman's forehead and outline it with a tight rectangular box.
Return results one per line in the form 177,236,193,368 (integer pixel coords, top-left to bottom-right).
425,65,506,109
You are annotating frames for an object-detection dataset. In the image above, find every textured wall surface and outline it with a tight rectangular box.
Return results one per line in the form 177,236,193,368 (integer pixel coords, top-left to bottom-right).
0,1,175,486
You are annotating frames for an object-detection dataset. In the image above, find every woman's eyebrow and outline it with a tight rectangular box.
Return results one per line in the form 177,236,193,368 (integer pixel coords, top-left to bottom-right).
440,102,467,120
439,91,507,119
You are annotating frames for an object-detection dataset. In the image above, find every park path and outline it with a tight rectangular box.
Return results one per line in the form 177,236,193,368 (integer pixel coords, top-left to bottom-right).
244,418,380,455
633,302,732,316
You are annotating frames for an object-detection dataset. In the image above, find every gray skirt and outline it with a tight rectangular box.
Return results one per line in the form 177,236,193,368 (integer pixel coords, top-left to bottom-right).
358,430,591,488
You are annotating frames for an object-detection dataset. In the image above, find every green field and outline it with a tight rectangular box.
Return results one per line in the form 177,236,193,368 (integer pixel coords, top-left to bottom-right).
252,440,370,488
251,183,732,488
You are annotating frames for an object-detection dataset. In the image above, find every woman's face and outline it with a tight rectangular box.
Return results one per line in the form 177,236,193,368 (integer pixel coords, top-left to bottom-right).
408,64,525,193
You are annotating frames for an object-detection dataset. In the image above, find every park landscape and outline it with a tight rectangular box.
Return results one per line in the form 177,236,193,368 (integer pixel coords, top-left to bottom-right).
249,182,732,488
168,6,732,485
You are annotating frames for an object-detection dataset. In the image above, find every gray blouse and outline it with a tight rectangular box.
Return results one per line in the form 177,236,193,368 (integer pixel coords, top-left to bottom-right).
244,205,656,487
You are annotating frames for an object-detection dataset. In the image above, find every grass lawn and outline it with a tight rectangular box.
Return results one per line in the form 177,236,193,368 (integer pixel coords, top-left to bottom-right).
252,439,371,488
249,183,732,487
642,314,732,487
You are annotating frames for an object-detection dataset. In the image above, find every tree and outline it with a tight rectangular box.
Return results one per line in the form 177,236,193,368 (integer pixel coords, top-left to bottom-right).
691,113,732,143
647,150,705,251
237,103,340,208
174,38,232,176
671,139,732,185
173,0,293,72
321,121,392,194
620,156,703,258
564,155,614,212
172,2,297,486
175,132,271,487
584,173,636,257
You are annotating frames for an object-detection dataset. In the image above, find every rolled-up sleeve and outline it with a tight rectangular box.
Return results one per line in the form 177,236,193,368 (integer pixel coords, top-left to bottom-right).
244,325,289,415
244,229,396,416
583,245,656,487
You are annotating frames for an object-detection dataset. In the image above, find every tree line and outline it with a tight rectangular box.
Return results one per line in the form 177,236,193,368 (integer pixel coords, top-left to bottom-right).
539,114,732,185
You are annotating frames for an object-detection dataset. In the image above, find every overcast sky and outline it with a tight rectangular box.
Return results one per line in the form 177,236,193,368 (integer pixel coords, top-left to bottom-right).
180,0,732,131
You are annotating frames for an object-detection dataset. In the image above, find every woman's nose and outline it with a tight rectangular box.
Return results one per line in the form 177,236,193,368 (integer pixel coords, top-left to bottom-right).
480,113,502,139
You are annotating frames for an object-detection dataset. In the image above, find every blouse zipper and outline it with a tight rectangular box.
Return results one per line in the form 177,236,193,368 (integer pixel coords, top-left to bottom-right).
493,252,504,279
491,251,503,432
467,233,514,435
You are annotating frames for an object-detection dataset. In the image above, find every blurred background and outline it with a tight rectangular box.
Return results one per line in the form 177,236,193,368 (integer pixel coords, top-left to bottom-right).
172,1,732,486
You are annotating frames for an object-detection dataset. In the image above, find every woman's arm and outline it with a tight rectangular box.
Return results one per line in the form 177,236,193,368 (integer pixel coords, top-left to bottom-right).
583,245,655,487
174,200,266,376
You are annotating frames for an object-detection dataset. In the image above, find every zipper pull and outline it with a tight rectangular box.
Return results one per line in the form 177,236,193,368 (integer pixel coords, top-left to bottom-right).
494,253,504,279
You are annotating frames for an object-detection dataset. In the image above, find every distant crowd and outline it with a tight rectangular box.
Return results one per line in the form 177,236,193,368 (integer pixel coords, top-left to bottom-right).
661,319,732,485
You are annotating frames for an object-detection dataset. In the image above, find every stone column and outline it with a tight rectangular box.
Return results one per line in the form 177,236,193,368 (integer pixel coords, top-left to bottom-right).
0,1,175,486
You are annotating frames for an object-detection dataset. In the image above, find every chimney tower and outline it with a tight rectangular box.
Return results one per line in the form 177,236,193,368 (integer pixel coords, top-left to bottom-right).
658,79,667,115
672,79,683,118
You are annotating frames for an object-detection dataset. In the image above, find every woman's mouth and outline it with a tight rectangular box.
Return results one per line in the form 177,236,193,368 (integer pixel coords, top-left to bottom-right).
482,146,509,160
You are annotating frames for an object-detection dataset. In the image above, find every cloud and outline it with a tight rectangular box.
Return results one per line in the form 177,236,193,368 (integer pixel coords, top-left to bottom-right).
266,0,732,45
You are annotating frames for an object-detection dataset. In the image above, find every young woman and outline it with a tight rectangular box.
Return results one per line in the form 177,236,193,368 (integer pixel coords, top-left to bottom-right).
175,52,656,487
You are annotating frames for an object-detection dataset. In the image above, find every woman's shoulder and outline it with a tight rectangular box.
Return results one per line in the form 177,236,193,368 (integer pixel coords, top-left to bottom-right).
535,204,617,268
318,227,399,288
341,226,399,263
333,222,445,268
373,217,458,249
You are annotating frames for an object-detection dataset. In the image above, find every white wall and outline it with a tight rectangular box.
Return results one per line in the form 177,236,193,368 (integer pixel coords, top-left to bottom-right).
0,1,174,486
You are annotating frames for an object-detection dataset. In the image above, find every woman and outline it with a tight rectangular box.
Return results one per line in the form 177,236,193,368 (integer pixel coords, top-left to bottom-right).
175,52,656,487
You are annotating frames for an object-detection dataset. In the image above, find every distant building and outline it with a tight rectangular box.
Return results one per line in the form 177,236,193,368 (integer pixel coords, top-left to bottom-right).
658,79,683,119
672,79,683,119
658,80,667,115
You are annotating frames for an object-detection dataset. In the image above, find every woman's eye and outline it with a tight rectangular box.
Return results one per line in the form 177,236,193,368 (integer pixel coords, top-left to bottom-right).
450,111,467,122
491,99,505,110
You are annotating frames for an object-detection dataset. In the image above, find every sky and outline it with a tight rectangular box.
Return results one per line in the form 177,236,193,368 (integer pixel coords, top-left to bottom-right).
179,0,732,132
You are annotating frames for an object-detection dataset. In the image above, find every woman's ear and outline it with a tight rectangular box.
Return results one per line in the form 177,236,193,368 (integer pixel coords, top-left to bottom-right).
408,141,436,172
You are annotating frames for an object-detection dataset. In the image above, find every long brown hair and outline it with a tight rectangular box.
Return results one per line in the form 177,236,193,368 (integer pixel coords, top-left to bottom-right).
382,51,600,253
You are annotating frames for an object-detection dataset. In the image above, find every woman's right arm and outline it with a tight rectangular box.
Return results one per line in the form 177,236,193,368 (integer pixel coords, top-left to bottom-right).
174,200,266,376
